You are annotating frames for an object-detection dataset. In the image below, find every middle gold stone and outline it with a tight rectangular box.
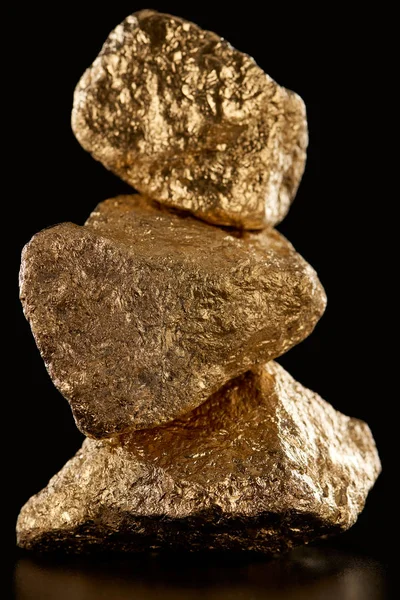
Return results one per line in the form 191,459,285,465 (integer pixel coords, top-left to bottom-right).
20,195,326,438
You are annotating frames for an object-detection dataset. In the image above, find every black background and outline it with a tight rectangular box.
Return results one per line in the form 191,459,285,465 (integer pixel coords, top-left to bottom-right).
8,2,390,597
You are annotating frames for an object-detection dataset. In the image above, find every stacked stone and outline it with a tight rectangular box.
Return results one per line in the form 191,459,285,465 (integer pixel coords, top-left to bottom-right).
17,11,380,554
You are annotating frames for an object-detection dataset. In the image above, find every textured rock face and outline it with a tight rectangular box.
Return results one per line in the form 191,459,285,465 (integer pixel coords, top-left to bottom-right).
17,362,381,554
19,195,326,438
72,10,307,230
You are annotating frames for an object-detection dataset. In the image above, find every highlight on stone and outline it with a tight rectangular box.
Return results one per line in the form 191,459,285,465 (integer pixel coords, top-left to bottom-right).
17,9,380,554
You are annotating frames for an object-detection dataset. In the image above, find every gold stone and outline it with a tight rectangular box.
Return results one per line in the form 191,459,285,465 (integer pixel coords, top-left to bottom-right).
19,195,326,439
17,362,381,554
72,10,307,230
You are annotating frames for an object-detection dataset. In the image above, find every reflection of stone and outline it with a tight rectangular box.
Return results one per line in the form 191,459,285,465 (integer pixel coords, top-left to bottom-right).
14,548,386,600
17,363,380,553
72,10,308,229
20,195,326,438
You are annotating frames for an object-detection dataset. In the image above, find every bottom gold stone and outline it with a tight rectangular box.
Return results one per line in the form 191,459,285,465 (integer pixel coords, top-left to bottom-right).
17,362,380,554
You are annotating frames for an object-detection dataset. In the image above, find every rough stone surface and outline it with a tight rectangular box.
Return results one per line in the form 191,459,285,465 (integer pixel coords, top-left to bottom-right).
72,10,307,230
17,362,381,554
19,195,326,438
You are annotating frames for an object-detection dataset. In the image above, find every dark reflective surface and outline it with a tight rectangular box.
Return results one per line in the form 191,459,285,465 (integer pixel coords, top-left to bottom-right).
13,545,387,600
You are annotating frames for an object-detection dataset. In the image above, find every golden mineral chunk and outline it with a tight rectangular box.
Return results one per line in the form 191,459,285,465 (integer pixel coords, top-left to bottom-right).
20,195,326,438
72,10,307,230
17,362,381,553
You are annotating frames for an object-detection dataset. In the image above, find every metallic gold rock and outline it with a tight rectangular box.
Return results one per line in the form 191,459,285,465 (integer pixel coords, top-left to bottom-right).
20,195,326,438
17,362,381,554
72,10,307,230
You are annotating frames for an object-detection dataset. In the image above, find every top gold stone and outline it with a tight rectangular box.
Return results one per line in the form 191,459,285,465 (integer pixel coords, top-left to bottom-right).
72,10,308,229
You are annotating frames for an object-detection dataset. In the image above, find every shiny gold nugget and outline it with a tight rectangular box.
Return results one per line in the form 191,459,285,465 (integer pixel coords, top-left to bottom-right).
72,10,307,229
20,195,325,438
17,362,380,554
